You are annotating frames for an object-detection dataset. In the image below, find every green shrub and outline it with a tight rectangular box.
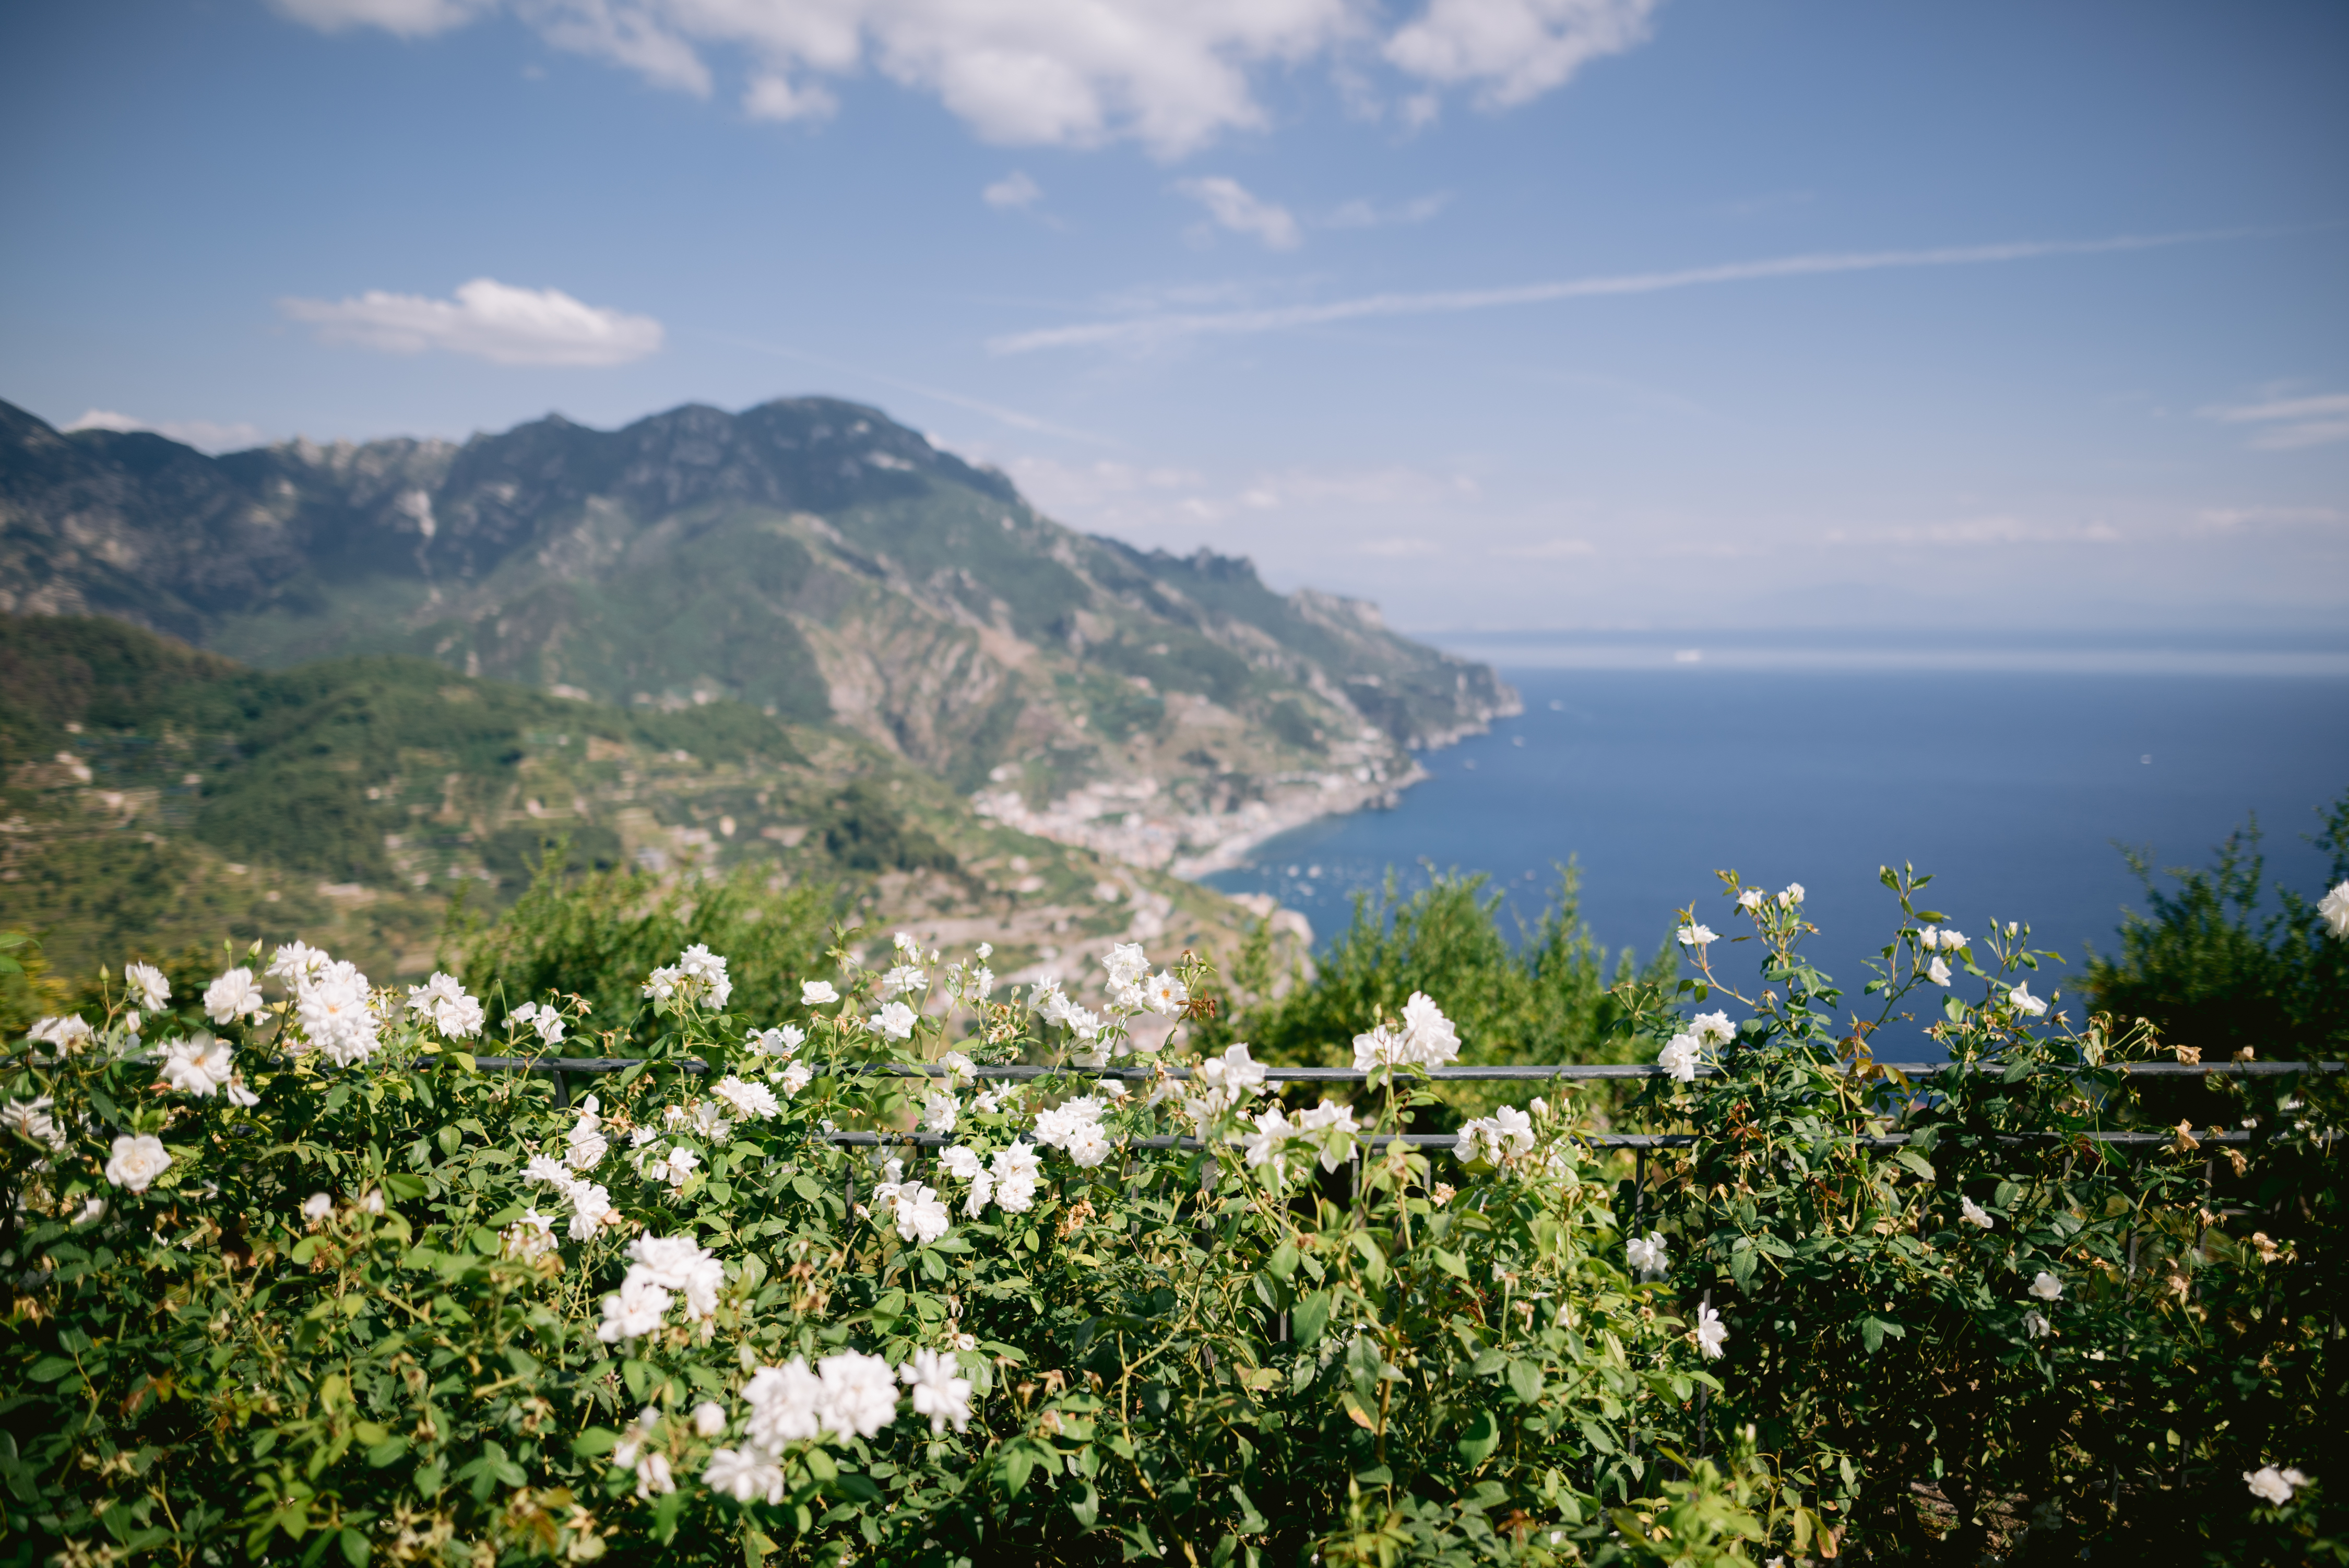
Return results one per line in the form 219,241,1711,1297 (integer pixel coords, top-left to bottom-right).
2084,788,2349,1061
1219,869,1674,1126
454,848,834,1049
1631,868,2345,1564
3,865,2339,1566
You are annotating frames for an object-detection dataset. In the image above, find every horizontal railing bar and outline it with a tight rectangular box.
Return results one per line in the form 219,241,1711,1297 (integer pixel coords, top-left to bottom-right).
820,1129,2267,1151
470,1056,2343,1080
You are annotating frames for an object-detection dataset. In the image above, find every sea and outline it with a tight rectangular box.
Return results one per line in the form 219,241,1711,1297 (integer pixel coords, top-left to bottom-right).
1203,640,2349,1057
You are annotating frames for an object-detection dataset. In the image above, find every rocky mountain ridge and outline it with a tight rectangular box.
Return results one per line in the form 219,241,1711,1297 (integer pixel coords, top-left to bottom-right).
0,395,1517,874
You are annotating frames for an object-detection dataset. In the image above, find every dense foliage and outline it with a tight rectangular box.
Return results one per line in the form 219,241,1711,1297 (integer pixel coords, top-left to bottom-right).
1633,868,2345,1563
1210,870,1675,1125
452,857,834,1052
2084,787,2349,1061
2,859,2342,1565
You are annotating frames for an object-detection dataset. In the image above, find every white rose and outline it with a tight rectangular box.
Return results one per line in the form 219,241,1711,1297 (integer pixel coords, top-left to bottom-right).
104,1134,172,1193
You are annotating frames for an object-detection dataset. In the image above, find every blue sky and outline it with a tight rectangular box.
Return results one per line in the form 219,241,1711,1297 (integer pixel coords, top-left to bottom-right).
3,0,2344,637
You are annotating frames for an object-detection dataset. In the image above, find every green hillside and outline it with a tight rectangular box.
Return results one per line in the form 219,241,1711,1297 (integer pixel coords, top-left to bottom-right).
0,613,1268,992
1,395,1515,877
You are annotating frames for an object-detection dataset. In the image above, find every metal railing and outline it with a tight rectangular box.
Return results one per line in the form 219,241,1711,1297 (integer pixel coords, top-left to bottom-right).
471,1053,2342,1152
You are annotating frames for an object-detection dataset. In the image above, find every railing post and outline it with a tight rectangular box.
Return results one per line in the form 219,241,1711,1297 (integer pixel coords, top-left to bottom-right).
1633,1145,1645,1230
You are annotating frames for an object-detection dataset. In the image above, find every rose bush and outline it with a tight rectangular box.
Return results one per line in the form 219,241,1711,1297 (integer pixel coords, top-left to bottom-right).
2,866,2341,1565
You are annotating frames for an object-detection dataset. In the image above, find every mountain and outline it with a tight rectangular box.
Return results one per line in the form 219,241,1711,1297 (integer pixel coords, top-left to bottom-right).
0,396,1516,875
0,613,1272,988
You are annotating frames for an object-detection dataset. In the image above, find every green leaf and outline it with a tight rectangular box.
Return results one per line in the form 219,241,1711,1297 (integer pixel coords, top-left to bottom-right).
1290,1291,1332,1345
339,1528,370,1567
1267,1241,1299,1282
1506,1359,1543,1406
1002,1446,1036,1496
27,1355,78,1382
790,1174,824,1205
1432,1247,1470,1282
650,1488,687,1543
1070,1481,1101,1529
1457,1410,1500,1465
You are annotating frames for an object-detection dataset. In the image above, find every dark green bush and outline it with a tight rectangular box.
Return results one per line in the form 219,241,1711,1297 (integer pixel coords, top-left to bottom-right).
2084,788,2349,1061
455,847,834,1047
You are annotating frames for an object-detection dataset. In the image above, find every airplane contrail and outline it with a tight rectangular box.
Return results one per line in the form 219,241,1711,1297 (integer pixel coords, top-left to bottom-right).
988,227,2281,355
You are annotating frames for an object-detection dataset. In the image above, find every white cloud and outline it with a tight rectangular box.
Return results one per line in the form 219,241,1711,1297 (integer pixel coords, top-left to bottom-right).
2199,391,2349,450
270,0,491,38
275,1,1666,156
1383,0,1662,108
1323,192,1450,229
1491,537,1596,558
1822,516,2124,549
514,0,1352,158
63,411,269,453
2197,505,2344,531
743,73,838,121
1361,536,1439,557
983,171,1045,210
279,278,665,366
992,227,2260,353
1176,176,1302,251
530,0,715,94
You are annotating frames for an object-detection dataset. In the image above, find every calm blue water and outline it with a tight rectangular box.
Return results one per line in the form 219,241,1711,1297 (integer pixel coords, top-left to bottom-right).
1205,669,2349,1051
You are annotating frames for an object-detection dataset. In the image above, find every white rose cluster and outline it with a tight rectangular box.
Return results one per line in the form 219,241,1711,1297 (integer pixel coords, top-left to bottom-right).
104,1133,172,1193
695,1344,975,1505
643,944,733,1009
936,1141,1042,1217
1349,993,1461,1072
1029,978,1102,1049
869,1160,954,1245
157,1031,254,1104
203,967,267,1026
2246,1464,2310,1506
271,943,382,1067
525,1095,621,1240
1695,1302,1729,1359
701,1349,907,1503
596,1233,725,1344
2320,881,2349,941
1031,1094,1116,1167
1455,1104,1534,1166
405,972,485,1041
509,1001,567,1044
502,1206,557,1262
711,1074,782,1122
1657,1034,1701,1083
1242,1100,1359,1184
750,1024,804,1058
611,1409,675,1499
1183,1042,1271,1129
27,1015,95,1051
2,1095,65,1151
